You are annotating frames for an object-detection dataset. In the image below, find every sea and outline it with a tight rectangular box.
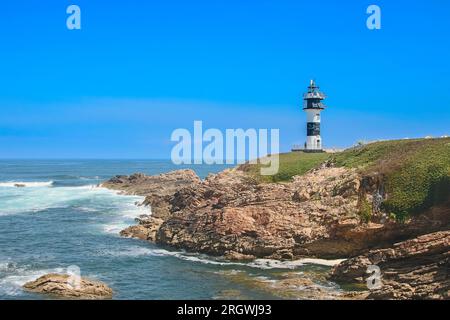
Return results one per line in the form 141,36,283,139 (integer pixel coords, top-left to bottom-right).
0,160,344,300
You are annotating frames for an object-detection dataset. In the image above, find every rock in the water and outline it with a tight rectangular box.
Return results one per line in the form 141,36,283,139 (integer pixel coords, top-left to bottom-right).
23,273,113,299
223,251,256,261
219,269,368,300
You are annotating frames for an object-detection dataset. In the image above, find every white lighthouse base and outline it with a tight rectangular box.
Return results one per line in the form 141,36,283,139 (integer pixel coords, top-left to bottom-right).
306,135,322,151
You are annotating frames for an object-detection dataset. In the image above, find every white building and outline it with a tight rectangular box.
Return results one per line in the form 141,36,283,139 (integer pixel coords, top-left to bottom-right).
303,80,327,152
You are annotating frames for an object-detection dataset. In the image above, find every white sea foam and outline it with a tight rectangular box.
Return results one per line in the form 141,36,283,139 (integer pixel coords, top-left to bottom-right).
101,197,148,234
0,181,54,188
79,176,100,180
0,262,65,297
247,258,346,269
74,206,99,213
71,184,101,190
96,246,154,257
0,261,104,297
147,249,234,266
0,182,147,220
145,249,345,269
102,222,133,234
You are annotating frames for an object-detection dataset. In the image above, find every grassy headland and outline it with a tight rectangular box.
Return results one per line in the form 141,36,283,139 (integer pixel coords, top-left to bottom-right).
239,152,329,183
240,138,450,220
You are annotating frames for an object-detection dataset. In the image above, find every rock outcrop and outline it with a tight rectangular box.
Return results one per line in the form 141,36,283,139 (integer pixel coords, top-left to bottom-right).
104,168,449,261
217,269,369,300
102,170,201,198
102,170,202,242
23,274,113,299
102,165,449,299
330,230,449,300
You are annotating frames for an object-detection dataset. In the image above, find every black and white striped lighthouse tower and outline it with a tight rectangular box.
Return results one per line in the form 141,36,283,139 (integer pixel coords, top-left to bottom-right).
303,80,327,152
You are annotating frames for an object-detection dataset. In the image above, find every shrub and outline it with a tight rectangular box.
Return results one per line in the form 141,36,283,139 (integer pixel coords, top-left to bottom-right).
358,197,372,223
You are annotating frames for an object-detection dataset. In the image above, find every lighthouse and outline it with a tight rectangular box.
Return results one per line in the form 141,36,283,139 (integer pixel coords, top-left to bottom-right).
303,80,327,152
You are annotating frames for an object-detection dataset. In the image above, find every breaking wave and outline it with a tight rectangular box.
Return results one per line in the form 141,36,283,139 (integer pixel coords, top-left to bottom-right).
95,246,154,257
0,182,146,222
0,261,65,297
0,181,54,188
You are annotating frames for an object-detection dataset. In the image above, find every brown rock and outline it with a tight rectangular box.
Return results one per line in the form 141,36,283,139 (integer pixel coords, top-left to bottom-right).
292,190,310,202
330,231,450,300
102,169,202,222
223,251,256,261
104,167,450,262
120,217,165,242
23,273,113,299
101,164,450,300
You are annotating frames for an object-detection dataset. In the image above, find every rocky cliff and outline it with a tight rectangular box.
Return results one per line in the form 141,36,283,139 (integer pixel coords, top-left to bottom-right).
104,167,449,260
101,139,450,299
330,230,449,300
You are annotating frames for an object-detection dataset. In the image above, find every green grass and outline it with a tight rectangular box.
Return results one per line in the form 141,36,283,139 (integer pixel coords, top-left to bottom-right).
332,138,437,169
239,152,330,183
334,138,450,219
380,140,450,217
240,138,450,220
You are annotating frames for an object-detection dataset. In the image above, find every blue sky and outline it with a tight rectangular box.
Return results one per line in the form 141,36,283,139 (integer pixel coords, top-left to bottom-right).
0,0,449,158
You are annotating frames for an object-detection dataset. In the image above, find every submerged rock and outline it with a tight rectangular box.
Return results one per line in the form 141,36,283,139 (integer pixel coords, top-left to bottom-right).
23,273,113,299
218,269,368,300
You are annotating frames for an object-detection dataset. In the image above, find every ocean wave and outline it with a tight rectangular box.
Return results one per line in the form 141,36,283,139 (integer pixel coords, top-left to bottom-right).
102,222,132,235
248,258,346,269
73,206,99,213
95,246,154,257
70,184,101,190
147,249,235,266
0,181,54,188
145,249,345,269
79,176,101,181
0,261,104,297
0,183,146,218
0,262,65,297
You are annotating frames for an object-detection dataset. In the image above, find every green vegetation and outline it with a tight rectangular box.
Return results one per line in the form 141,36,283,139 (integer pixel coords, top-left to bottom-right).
239,152,329,183
358,198,372,223
240,138,450,220
333,138,450,219
332,138,438,169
